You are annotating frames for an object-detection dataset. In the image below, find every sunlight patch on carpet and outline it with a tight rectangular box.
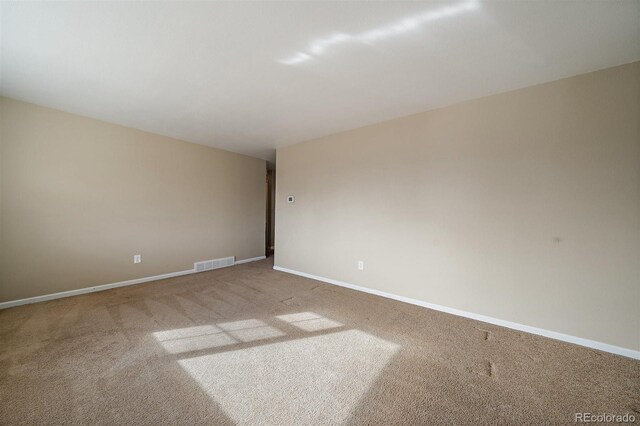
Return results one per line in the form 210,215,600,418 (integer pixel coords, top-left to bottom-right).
177,329,399,425
153,320,285,354
276,311,343,332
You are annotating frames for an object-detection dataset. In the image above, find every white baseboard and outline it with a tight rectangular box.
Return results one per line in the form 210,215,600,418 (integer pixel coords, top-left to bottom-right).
0,255,268,310
0,269,196,310
272,265,640,360
235,255,267,265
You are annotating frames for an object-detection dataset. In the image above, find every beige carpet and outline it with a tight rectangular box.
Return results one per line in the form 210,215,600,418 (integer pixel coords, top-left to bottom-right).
1,259,638,425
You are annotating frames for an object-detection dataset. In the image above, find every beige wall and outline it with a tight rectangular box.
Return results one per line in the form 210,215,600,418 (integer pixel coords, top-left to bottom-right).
0,97,266,302
275,62,640,351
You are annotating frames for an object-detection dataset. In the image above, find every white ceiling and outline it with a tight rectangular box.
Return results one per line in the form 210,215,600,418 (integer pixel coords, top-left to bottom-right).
2,1,639,162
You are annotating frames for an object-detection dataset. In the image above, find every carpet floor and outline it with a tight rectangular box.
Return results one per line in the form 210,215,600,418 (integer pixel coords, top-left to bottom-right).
1,258,638,425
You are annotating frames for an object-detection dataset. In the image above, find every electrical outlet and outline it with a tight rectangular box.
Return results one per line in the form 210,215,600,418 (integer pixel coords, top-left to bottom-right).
134,255,141,264
358,261,364,271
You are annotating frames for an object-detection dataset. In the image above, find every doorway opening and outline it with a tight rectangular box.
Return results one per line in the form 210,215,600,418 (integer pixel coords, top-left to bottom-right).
265,166,275,257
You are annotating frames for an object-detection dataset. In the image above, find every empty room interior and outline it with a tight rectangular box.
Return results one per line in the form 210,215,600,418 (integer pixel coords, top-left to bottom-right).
1,1,639,425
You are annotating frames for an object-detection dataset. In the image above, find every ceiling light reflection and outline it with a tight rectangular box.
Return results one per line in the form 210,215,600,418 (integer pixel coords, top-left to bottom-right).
279,0,480,65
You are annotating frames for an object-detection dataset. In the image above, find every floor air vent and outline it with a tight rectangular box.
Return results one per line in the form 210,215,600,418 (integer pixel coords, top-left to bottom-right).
194,256,235,272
